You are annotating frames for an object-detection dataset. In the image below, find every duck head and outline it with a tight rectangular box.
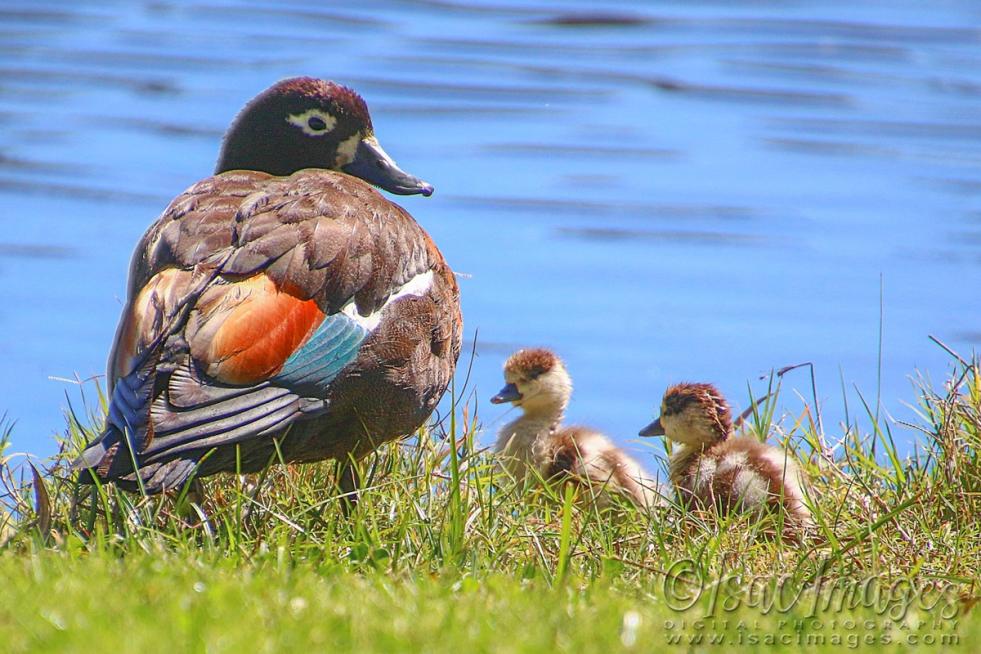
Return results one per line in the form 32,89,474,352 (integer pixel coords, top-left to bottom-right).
639,382,732,447
490,348,572,418
216,77,433,196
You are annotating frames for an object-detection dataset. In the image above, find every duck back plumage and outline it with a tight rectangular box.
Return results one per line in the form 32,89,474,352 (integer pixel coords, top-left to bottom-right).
544,427,665,510
496,419,665,510
78,170,461,492
671,436,811,526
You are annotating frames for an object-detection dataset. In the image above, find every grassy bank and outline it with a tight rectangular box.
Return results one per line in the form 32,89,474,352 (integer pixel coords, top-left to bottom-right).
1,552,973,652
0,354,979,652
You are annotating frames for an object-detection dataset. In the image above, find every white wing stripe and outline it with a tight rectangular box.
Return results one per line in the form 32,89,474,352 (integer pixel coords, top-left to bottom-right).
340,270,434,331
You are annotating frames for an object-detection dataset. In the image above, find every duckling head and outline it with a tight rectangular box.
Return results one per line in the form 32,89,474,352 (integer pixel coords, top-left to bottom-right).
490,348,572,418
216,76,433,196
639,382,732,447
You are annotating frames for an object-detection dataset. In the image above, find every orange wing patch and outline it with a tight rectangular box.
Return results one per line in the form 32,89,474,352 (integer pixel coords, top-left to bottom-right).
111,267,196,385
190,273,325,385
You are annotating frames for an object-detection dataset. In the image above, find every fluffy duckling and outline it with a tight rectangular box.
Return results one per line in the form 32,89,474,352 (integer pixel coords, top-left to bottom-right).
491,348,663,510
639,382,812,529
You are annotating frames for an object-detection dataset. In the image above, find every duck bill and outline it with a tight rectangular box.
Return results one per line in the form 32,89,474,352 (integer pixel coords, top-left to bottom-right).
490,383,522,404
342,136,434,197
638,417,665,437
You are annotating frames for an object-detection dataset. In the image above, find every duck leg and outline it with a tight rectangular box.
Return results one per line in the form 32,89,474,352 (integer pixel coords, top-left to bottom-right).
185,478,206,507
337,459,362,515
176,478,213,532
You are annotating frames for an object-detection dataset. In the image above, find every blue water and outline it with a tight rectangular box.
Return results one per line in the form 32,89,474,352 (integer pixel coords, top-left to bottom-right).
1,0,980,462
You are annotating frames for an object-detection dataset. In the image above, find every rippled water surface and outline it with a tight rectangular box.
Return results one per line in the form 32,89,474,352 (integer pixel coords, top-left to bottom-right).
2,0,980,459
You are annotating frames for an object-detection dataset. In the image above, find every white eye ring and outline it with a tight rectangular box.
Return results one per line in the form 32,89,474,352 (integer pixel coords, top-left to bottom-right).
286,109,337,137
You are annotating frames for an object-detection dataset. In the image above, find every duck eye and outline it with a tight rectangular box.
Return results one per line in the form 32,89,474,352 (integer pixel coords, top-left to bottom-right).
287,110,337,136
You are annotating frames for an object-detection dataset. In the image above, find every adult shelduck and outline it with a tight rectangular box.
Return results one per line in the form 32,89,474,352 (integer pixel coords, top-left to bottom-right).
75,77,462,494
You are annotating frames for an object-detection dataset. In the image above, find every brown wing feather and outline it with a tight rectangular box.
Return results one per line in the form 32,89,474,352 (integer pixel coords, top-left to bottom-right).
109,267,196,386
87,168,461,491
112,169,442,387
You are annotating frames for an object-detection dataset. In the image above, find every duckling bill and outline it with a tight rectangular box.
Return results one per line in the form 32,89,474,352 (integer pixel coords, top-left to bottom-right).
640,382,812,529
492,348,664,510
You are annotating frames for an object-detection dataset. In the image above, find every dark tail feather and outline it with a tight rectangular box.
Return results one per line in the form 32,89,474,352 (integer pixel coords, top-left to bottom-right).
74,359,314,493
73,435,113,473
73,354,158,483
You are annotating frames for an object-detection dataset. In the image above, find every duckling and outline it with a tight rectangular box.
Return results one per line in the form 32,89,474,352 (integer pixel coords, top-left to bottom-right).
491,348,664,510
639,382,812,530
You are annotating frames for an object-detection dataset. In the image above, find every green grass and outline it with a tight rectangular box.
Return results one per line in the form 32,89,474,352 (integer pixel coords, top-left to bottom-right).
0,352,979,652
1,553,973,653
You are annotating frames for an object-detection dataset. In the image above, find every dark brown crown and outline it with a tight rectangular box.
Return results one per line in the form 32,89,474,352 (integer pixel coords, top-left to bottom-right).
662,382,732,439
504,348,560,380
273,77,372,130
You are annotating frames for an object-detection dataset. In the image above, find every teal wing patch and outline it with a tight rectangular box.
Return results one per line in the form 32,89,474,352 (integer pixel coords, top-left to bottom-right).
272,313,369,393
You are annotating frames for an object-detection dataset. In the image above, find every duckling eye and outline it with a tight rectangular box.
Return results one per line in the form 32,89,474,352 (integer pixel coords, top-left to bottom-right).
308,116,327,131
